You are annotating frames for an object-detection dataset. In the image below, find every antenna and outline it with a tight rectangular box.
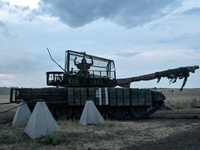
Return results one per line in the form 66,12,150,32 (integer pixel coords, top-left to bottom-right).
47,48,66,72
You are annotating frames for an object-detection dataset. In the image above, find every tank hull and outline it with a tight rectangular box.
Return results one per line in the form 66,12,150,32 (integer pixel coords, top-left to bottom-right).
10,87,165,120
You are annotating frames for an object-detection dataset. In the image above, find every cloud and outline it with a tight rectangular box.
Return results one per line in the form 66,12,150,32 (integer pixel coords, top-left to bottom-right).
0,1,5,8
114,51,140,57
0,20,5,27
3,0,40,9
0,20,9,37
0,55,35,74
181,7,200,16
39,0,180,28
0,74,14,79
156,33,189,43
0,1,43,38
0,1,39,24
0,73,15,86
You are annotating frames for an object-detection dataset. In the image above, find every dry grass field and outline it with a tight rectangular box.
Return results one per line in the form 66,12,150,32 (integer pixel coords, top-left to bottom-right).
0,88,200,150
0,95,18,122
156,88,200,109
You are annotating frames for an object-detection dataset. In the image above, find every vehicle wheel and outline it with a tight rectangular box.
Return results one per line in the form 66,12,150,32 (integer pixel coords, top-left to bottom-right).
74,107,84,119
98,107,109,119
47,104,56,118
129,107,147,119
110,107,128,120
56,105,73,119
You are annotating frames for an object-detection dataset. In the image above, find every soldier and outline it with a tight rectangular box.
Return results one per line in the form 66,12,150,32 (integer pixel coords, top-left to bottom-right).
74,52,93,77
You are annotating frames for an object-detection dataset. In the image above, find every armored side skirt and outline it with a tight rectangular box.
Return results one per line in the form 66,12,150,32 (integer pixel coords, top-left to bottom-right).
10,87,154,107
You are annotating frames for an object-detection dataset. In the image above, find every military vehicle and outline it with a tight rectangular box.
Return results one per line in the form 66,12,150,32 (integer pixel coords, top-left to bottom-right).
10,50,199,120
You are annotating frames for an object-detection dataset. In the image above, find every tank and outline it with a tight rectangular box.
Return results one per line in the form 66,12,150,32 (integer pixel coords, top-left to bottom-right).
10,50,199,120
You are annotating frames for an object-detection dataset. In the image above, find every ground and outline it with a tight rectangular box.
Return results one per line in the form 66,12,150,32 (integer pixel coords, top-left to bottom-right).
0,88,200,150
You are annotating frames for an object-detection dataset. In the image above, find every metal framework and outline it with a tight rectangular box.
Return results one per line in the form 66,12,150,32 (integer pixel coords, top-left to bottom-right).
46,50,116,87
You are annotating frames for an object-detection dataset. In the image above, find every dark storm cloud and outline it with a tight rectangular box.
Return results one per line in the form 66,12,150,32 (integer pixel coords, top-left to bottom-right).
39,0,179,28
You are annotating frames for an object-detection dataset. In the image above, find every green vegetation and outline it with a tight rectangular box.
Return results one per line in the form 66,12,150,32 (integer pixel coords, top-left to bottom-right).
44,132,70,145
0,132,31,149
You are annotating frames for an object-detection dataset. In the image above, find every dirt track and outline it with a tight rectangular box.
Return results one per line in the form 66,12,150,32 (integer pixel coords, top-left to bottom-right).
122,124,200,150
127,109,200,150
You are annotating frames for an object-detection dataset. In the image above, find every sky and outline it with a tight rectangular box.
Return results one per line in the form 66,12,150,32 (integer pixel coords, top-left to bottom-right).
0,0,200,89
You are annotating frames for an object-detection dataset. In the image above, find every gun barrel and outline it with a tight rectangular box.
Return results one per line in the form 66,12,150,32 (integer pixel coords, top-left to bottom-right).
116,65,199,90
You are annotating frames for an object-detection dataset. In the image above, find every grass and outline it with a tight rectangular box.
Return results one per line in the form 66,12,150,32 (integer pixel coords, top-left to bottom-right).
0,123,30,145
44,132,70,145
165,98,200,109
155,88,200,109
0,121,116,149
0,120,125,148
0,118,200,149
0,88,200,149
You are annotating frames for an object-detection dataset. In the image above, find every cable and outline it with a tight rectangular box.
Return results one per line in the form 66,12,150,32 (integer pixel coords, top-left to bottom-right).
0,103,25,114
0,99,85,114
0,102,14,105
